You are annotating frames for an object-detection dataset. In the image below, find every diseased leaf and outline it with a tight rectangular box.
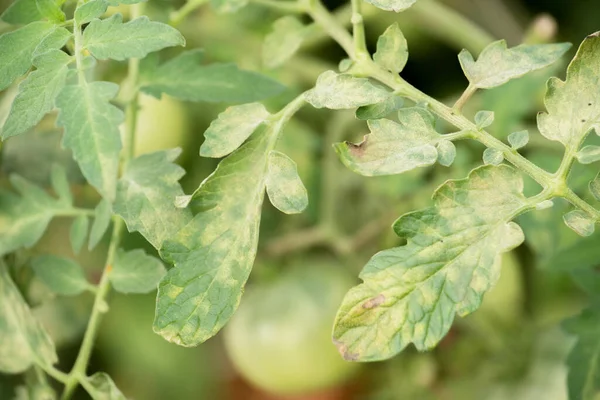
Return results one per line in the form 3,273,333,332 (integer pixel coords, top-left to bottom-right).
563,305,600,400
373,23,408,74
0,261,57,373
89,199,112,250
141,50,284,103
364,0,417,12
563,210,595,237
459,40,570,89
262,16,307,69
577,145,600,164
0,21,56,91
538,34,600,148
110,249,166,294
1,50,71,139
30,255,90,296
508,130,529,149
1,0,43,24
70,215,89,255
356,95,404,120
35,0,65,23
436,140,456,167
114,149,192,249
200,103,270,158
590,173,600,202
483,148,504,165
333,165,527,361
474,110,495,129
154,125,278,346
305,71,389,109
56,81,123,201
265,150,308,214
334,108,441,176
74,0,108,25
0,175,73,257
86,372,127,400
83,14,185,61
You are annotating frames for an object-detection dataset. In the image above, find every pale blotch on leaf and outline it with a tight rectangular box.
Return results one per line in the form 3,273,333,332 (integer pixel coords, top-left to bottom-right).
474,110,495,129
563,210,595,237
265,150,308,215
576,145,600,164
508,130,529,149
373,23,408,74
483,148,504,165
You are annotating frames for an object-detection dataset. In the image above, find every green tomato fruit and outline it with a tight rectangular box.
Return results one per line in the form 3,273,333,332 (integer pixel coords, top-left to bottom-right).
121,93,189,157
223,262,359,396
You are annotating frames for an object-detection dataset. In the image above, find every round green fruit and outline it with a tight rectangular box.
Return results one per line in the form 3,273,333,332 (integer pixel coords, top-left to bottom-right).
223,262,359,396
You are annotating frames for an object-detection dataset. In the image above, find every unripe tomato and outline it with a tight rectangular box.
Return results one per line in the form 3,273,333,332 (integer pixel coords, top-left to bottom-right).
223,262,359,396
121,93,189,157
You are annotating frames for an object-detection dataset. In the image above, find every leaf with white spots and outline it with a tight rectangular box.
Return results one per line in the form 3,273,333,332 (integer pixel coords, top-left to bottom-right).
577,145,600,164
364,0,417,12
333,165,529,361
483,148,504,165
262,16,308,69
355,95,403,120
474,110,494,129
86,372,126,400
563,210,595,237
265,150,308,214
373,23,408,74
508,130,529,149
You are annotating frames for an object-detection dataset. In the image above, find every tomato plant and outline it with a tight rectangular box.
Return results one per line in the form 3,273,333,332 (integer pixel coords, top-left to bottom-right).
0,0,599,399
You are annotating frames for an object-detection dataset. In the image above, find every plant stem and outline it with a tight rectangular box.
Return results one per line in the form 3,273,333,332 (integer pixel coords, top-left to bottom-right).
350,0,368,60
453,84,477,112
307,0,354,58
169,0,209,26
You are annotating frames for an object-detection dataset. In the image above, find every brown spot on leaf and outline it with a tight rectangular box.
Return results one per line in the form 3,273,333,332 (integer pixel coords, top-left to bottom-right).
333,339,360,361
346,135,370,157
362,294,385,309
587,31,600,38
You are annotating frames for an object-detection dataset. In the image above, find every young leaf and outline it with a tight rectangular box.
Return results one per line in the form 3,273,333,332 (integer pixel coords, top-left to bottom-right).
35,0,65,23
333,165,527,361
508,130,529,149
1,50,71,139
140,50,284,103
576,145,600,164
262,16,307,69
0,175,72,257
86,372,127,400
1,0,43,25
563,305,600,400
305,71,389,109
563,210,595,237
364,0,417,12
436,140,456,167
265,150,308,214
0,261,57,374
89,199,112,250
30,255,90,296
74,0,108,25
0,21,56,91
70,215,89,255
154,125,277,346
356,95,404,120
538,33,600,148
483,147,504,165
459,40,570,89
474,110,495,129
334,108,441,176
373,23,408,74
114,149,192,249
110,249,166,294
56,81,123,201
200,103,270,158
82,14,185,61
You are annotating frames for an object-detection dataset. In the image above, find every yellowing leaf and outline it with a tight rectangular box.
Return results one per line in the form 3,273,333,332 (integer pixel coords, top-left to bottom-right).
265,150,308,214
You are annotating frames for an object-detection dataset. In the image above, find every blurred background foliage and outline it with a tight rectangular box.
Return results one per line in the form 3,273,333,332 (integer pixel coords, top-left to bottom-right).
1,0,599,399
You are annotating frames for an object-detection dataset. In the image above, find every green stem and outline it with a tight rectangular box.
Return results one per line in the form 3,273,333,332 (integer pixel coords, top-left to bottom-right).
169,0,210,26
72,20,86,85
307,0,354,58
350,0,368,60
453,84,477,112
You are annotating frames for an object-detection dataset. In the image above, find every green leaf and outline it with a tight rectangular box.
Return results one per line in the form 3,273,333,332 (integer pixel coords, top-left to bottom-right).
74,0,108,25
0,21,56,91
30,255,90,296
332,165,527,361
436,139,456,167
35,0,65,23
114,149,192,249
356,95,404,120
305,70,389,109
474,110,495,129
82,14,185,61
483,147,504,165
590,173,600,201
211,0,248,13
563,210,595,237
373,23,408,74
508,130,529,149
334,108,441,176
577,145,600,164
110,249,166,294
200,103,270,158
265,150,308,214
1,50,71,139
70,215,89,255
56,81,123,201
458,40,570,89
86,372,127,400
89,199,112,250
563,305,600,400
262,16,307,69
140,50,284,103
1,0,43,25
0,175,72,257
154,125,277,346
32,26,71,58
0,261,57,373
364,0,417,12
538,34,600,148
